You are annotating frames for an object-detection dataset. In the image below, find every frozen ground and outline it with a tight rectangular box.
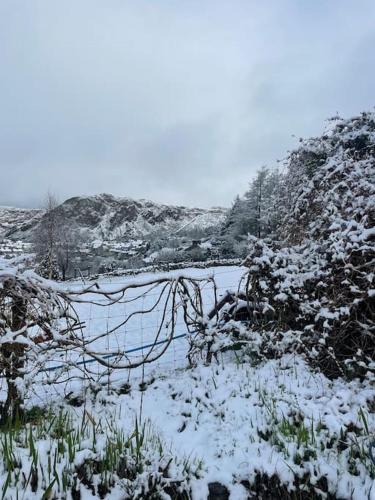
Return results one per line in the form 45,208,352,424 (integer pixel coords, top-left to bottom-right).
88,354,375,499
37,265,247,394
0,265,374,499
1,354,374,499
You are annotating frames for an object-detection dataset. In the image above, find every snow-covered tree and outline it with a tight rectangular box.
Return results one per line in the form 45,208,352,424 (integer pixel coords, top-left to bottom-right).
33,193,60,279
33,193,80,280
199,111,375,380
243,166,281,239
219,167,282,256
242,112,375,378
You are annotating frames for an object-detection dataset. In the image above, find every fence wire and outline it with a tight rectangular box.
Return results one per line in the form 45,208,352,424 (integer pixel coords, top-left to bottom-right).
0,265,246,407
60,266,242,370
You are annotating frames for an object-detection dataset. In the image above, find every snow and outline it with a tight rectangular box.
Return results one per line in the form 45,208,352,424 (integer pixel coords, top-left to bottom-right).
0,259,374,497
1,112,375,497
108,354,374,499
2,350,374,498
44,265,247,381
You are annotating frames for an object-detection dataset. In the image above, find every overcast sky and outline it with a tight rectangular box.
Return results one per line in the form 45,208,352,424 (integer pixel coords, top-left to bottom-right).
0,1,374,209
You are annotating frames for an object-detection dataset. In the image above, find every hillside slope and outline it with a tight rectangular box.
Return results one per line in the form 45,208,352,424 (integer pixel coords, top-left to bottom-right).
0,206,43,238
2,194,226,242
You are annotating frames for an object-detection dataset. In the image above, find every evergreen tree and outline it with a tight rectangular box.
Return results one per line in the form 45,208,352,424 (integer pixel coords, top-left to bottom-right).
220,166,282,257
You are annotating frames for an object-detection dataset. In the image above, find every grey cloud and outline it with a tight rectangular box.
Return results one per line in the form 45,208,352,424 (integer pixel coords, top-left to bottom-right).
0,0,374,208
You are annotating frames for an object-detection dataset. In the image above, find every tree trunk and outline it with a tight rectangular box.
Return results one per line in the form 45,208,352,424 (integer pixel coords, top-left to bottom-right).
0,297,27,425
48,248,53,280
257,181,262,239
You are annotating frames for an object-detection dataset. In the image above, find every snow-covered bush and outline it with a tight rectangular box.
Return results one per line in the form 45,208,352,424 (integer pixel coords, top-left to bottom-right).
279,111,375,244
241,236,374,378
242,113,375,379
0,258,80,421
36,253,60,280
194,112,374,380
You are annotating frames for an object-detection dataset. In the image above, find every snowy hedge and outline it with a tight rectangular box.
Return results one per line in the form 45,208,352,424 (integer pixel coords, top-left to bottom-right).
196,112,375,380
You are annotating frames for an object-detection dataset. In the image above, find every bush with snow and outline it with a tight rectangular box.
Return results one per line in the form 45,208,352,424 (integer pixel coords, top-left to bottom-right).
196,112,375,380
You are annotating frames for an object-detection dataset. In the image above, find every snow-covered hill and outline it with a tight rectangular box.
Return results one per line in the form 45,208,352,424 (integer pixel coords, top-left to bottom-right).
0,206,43,238
1,194,226,242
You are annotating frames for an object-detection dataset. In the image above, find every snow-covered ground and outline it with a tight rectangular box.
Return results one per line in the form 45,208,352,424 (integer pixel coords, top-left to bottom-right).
2,354,375,499
90,354,375,499
0,265,374,499
39,265,246,389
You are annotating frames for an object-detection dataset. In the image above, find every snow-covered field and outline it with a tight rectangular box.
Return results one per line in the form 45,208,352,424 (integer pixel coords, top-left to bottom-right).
0,265,374,499
90,355,375,499
2,354,375,499
39,265,246,392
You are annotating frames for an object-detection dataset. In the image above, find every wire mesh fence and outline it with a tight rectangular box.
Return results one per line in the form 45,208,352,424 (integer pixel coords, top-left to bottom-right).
50,265,245,378
0,265,246,410
72,282,195,365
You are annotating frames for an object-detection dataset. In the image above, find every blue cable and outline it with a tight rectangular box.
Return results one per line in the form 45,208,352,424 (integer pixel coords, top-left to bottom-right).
43,333,188,372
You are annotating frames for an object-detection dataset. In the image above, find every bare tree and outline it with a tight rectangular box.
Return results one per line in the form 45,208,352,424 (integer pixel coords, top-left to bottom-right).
56,222,81,280
33,192,60,279
33,193,80,280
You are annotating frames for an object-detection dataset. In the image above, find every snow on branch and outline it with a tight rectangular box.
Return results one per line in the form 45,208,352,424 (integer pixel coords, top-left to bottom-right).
0,262,212,420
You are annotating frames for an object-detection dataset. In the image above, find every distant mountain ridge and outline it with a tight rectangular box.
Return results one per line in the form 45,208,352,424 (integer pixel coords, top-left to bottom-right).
1,194,227,241
0,206,43,239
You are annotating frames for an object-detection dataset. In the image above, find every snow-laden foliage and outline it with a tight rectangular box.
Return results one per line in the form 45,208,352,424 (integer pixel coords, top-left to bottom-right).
0,409,200,499
279,111,375,244
242,236,374,378
245,112,375,379
196,112,375,379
